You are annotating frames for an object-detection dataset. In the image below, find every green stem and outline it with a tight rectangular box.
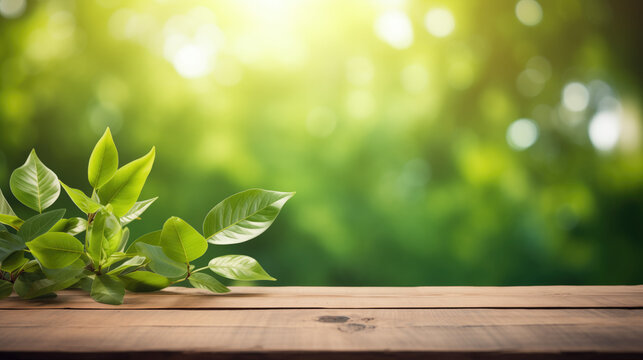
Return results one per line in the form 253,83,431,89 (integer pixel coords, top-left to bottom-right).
167,263,205,286
192,266,208,274
11,258,32,282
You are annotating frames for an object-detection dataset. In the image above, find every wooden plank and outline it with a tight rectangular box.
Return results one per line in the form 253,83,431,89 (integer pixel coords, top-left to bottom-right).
0,308,641,358
2,285,642,309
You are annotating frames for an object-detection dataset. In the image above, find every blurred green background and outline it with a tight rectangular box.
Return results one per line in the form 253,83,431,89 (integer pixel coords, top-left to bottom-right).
1,0,641,286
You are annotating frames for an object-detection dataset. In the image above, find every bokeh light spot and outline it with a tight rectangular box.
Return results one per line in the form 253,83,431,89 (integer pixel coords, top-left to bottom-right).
507,118,539,150
563,82,590,112
161,11,224,79
0,0,25,19
589,110,621,152
49,11,76,40
424,8,455,38
515,0,543,26
172,44,213,78
516,69,545,97
374,11,414,49
526,56,552,79
108,8,136,39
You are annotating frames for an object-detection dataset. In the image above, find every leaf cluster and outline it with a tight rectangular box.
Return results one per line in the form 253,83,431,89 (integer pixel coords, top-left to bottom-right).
0,129,293,304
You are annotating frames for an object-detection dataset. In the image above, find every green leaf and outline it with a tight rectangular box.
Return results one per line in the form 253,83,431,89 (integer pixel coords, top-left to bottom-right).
203,189,294,245
125,230,161,255
26,232,84,269
21,260,40,273
0,214,24,230
41,259,87,281
88,127,119,189
18,209,66,242
120,197,158,225
102,252,132,268
117,227,130,253
0,231,25,262
91,190,101,203
60,182,102,214
208,255,276,281
86,211,106,264
1,188,22,230
50,217,87,235
160,217,207,264
1,250,28,273
73,277,93,292
135,242,186,278
14,270,82,299
9,150,61,213
97,147,155,217
107,255,146,275
0,279,12,299
102,210,123,258
90,274,125,305
120,271,170,292
86,210,122,265
188,272,230,293
0,188,16,216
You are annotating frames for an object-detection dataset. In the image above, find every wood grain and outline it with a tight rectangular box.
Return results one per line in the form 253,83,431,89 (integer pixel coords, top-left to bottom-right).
2,285,642,309
0,308,642,358
1,286,642,359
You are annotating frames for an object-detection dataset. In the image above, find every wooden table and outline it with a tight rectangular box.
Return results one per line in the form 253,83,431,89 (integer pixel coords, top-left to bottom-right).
1,286,642,359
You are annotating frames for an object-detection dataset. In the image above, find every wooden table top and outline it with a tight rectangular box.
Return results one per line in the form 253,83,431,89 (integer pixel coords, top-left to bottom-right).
1,286,642,359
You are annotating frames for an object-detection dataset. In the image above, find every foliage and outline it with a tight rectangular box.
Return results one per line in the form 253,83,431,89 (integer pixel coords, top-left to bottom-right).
0,1,642,287
0,129,293,304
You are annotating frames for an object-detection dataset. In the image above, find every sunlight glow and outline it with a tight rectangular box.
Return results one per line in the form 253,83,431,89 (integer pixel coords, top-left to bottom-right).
374,11,414,49
424,8,455,38
162,13,224,79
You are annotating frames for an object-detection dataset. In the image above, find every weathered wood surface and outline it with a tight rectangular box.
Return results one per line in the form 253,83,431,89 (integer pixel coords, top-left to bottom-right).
1,286,642,359
2,285,642,309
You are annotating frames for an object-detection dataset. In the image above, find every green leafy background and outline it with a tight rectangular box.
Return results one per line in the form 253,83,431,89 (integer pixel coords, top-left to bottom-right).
1,0,642,286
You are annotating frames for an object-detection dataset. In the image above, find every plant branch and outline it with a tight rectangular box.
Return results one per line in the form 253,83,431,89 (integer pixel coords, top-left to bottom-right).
192,266,208,274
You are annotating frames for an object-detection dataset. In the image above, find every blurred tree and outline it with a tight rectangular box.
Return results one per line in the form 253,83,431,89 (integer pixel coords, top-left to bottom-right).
0,0,641,285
